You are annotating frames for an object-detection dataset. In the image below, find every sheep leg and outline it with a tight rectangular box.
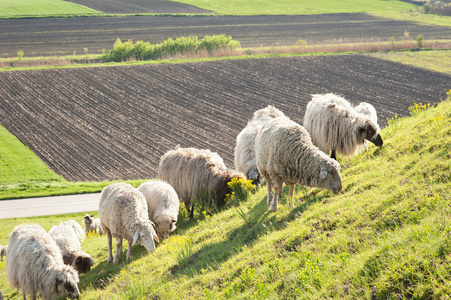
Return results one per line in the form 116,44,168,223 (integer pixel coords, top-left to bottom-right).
288,184,295,208
126,239,133,261
265,177,273,207
331,148,337,160
113,237,122,264
106,229,114,263
22,293,27,300
271,181,282,212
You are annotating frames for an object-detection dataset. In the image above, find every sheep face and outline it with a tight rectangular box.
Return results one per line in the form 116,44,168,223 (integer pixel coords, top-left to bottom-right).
132,227,159,253
154,214,177,240
73,255,94,274
358,123,383,147
317,164,342,194
55,271,80,299
247,169,260,187
83,214,93,226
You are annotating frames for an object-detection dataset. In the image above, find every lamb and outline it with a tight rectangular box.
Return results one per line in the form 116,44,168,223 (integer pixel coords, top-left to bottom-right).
6,224,80,300
83,214,103,235
137,180,180,240
158,146,246,218
0,244,7,261
255,117,343,212
303,93,383,160
99,182,159,264
234,105,286,186
49,221,94,274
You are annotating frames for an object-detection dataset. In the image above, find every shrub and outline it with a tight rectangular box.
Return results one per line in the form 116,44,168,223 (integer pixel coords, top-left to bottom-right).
416,34,424,48
17,50,24,61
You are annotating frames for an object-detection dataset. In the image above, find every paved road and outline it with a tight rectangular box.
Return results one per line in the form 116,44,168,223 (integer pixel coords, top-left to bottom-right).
0,193,101,219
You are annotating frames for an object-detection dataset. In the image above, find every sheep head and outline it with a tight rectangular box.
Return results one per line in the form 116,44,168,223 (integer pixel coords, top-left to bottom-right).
246,169,260,187
357,122,383,147
317,161,342,194
153,214,177,240
83,214,93,226
55,267,80,299
132,225,159,253
73,252,94,274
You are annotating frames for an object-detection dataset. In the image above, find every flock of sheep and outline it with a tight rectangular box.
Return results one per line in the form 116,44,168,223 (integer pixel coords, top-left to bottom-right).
1,93,383,300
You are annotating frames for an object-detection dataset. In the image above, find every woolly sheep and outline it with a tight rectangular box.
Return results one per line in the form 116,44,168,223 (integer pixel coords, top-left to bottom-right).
303,93,383,160
255,117,343,212
6,224,80,300
158,146,246,218
99,182,159,264
83,214,103,235
234,105,286,186
0,244,7,261
137,180,180,240
49,221,94,274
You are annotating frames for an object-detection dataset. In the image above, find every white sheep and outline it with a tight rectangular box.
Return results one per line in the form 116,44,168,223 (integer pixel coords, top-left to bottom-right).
99,182,159,264
0,244,7,261
6,224,80,300
234,105,286,186
137,180,180,240
303,93,383,160
255,117,343,212
49,221,94,274
158,146,246,218
83,214,103,235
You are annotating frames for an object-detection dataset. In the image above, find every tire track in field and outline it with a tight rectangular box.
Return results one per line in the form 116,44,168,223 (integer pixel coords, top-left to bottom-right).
0,55,449,181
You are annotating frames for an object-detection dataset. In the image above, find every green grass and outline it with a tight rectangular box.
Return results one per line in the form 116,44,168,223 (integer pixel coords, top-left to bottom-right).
372,49,451,74
0,0,101,18
370,10,451,27
174,0,417,15
1,94,450,299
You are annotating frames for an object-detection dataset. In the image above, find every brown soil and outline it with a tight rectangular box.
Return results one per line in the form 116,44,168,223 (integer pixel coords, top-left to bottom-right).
0,55,449,182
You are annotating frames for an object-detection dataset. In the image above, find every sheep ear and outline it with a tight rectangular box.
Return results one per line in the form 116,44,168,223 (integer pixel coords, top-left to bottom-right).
319,167,328,179
171,220,177,232
132,231,140,246
153,232,159,243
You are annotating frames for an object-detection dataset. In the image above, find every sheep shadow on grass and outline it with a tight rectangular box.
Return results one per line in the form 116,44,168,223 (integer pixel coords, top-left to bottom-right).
167,184,330,277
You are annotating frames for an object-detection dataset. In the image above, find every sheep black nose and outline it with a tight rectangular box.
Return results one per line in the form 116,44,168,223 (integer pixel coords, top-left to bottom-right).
372,134,383,147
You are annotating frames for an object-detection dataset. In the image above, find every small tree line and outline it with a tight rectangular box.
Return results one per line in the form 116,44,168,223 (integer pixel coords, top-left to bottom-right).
102,34,241,62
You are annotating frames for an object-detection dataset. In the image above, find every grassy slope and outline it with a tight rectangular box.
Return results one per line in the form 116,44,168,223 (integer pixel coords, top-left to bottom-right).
1,96,450,299
172,0,416,15
0,0,101,17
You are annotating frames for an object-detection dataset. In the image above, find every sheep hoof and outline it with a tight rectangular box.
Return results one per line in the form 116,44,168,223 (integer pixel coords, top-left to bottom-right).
269,204,278,212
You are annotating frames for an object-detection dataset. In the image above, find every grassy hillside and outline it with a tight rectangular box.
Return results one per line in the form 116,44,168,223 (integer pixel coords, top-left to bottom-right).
1,94,450,299
0,0,101,18
173,0,417,15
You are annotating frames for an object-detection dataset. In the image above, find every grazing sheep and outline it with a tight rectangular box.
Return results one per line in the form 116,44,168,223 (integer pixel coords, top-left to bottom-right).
255,117,343,212
6,224,80,300
303,93,383,160
83,214,103,235
99,182,159,264
0,244,7,261
49,221,94,274
158,146,246,218
234,105,286,186
137,180,180,240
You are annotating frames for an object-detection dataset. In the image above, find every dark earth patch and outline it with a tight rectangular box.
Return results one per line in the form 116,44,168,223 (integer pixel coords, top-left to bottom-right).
0,13,450,58
66,0,211,14
0,55,449,182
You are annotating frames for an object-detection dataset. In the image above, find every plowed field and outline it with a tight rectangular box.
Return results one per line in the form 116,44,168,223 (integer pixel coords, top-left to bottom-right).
0,55,449,182
1,13,450,57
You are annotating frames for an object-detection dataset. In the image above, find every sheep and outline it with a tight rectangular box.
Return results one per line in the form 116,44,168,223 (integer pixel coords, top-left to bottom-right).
6,224,80,300
234,105,286,186
99,182,159,264
83,214,103,235
0,244,7,261
49,221,94,274
303,93,383,160
137,180,180,240
255,117,343,212
158,146,246,218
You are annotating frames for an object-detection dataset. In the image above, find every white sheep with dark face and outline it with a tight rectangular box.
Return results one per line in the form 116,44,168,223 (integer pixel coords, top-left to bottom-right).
83,214,103,235
6,224,80,300
303,93,383,160
99,182,159,264
256,117,342,212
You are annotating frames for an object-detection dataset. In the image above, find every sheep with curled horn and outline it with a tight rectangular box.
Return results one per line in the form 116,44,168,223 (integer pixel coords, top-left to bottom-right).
158,146,246,219
303,93,383,160
234,105,286,186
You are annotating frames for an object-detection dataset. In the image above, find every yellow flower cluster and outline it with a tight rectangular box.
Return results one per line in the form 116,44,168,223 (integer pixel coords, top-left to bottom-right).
408,102,430,116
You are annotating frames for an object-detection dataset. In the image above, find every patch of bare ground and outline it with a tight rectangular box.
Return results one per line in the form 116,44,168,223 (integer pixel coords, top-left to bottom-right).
0,55,449,182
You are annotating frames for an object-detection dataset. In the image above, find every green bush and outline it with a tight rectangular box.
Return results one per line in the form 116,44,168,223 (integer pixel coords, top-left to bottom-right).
102,35,240,62
416,34,424,48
